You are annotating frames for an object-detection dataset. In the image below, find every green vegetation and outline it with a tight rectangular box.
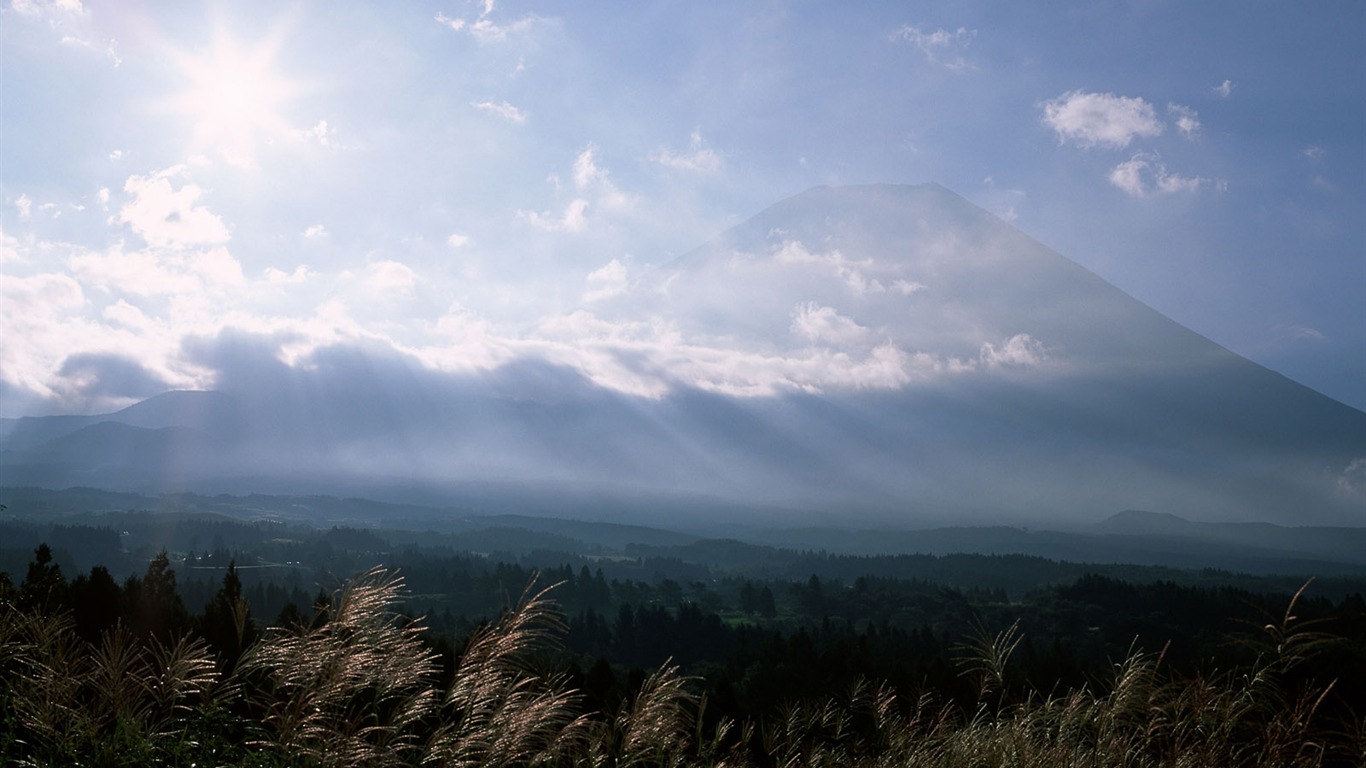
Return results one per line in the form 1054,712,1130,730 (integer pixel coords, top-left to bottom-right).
1,535,1363,766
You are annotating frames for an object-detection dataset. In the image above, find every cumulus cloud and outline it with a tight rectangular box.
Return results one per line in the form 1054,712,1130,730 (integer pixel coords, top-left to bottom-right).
15,194,32,219
527,311,923,399
264,265,312,284
520,145,630,232
119,166,230,247
583,259,629,302
979,333,1046,367
472,100,526,123
1042,91,1163,148
69,243,244,295
1168,104,1200,138
1212,79,1234,98
1302,145,1326,161
303,224,327,239
1108,153,1208,197
520,198,589,232
892,24,976,70
572,145,607,190
102,298,151,330
771,240,886,294
792,303,870,346
0,271,88,400
447,233,471,248
364,260,419,294
534,321,1050,399
57,352,170,400
653,131,723,173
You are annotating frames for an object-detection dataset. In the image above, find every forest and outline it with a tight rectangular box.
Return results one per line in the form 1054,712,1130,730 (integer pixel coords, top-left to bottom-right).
1,508,1364,766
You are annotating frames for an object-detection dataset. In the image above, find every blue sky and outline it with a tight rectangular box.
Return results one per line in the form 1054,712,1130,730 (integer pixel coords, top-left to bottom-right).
2,0,1363,415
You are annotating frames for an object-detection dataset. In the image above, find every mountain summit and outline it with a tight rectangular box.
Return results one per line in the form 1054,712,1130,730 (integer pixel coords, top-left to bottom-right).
3,184,1363,527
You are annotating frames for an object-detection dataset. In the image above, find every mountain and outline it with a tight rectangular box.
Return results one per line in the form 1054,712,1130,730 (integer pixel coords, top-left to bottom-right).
2,184,1363,528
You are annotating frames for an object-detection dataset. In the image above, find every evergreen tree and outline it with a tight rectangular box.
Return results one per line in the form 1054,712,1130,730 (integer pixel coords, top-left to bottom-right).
69,565,121,644
124,549,190,641
199,561,258,672
18,543,67,614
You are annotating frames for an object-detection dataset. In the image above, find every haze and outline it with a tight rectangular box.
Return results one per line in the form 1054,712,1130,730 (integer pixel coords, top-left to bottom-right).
1,2,1363,531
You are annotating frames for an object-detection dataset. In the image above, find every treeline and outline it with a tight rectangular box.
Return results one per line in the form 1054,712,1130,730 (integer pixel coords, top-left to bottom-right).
2,544,1364,765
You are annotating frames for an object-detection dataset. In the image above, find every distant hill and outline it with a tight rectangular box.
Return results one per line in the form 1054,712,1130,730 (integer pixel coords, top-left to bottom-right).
1,486,1361,577
1095,510,1197,535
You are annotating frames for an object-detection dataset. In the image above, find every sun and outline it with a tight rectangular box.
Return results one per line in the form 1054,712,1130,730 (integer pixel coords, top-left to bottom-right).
170,28,296,165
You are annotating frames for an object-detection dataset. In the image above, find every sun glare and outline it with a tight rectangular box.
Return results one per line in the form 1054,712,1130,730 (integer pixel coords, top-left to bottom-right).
171,29,295,165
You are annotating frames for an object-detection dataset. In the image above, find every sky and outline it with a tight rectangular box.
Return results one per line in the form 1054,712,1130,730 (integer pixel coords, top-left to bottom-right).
2,0,1363,417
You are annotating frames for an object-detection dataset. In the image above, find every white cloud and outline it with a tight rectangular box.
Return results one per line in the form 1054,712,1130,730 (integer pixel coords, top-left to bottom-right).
467,15,536,43
891,279,926,296
365,260,419,294
303,224,327,239
472,100,526,123
10,0,83,22
892,24,976,70
1042,91,1163,148
519,198,589,232
1270,323,1326,343
264,265,312,284
11,0,82,15
435,3,539,44
1212,79,1234,98
771,240,885,294
526,312,925,399
1168,104,1200,139
0,271,87,398
295,120,336,147
979,333,1046,367
1303,145,1326,160
108,149,124,160
572,145,607,190
447,233,471,248
102,298,151,330
520,145,632,232
119,166,230,247
1337,458,1366,497
68,242,244,295
196,246,246,286
583,259,629,302
0,232,22,264
15,194,32,219
434,12,466,32
1108,153,1207,197
653,131,723,174
791,303,870,346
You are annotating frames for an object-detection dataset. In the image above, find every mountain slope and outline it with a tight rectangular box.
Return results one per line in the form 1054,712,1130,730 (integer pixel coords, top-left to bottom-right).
1,184,1362,527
